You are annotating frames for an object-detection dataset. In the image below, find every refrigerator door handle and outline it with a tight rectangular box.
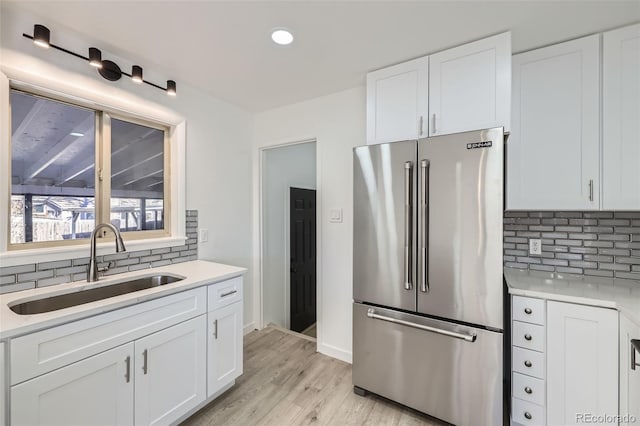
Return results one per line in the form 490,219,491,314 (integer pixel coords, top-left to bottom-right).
367,308,477,342
404,161,413,291
419,159,430,293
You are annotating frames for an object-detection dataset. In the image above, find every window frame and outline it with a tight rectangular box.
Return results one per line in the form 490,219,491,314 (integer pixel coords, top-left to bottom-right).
6,86,172,251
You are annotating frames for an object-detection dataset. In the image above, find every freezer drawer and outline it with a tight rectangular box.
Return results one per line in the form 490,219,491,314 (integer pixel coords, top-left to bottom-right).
353,303,503,426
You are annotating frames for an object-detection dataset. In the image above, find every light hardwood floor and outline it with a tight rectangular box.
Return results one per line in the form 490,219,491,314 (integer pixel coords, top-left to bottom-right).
182,327,442,426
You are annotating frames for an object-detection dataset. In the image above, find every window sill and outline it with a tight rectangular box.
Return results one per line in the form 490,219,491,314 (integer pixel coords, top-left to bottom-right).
0,236,187,268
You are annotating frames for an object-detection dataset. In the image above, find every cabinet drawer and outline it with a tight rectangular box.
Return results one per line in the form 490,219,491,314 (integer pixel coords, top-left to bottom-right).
512,397,545,426
512,372,545,405
207,276,243,312
512,346,545,379
513,321,545,352
512,296,545,325
11,287,206,385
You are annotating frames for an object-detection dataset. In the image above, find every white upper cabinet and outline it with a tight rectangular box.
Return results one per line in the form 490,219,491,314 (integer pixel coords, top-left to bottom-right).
366,57,429,144
602,23,640,210
508,35,600,210
428,32,511,136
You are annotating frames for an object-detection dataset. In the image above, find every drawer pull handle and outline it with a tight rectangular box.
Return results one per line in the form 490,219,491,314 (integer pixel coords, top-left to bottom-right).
524,307,532,315
524,412,532,420
142,349,148,375
125,356,131,383
524,360,532,368
221,290,238,298
524,386,532,394
524,334,532,341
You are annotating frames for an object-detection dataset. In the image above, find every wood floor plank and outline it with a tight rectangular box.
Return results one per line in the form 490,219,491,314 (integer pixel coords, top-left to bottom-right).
181,327,439,426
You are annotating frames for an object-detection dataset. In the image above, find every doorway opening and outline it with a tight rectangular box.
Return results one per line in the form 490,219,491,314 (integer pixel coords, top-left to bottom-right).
261,141,317,340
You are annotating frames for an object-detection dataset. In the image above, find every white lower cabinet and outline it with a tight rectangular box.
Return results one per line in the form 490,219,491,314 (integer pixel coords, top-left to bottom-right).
1,342,6,425
546,301,618,426
134,316,206,426
4,275,245,426
11,343,134,426
207,301,243,397
620,314,640,426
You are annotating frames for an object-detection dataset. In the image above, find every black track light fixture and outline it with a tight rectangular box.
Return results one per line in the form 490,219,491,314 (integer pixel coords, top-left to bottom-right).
132,65,143,83
88,47,103,69
22,24,176,97
166,80,177,97
33,24,50,48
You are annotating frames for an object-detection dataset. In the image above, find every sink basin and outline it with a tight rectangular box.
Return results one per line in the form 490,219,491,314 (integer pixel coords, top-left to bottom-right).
9,275,184,315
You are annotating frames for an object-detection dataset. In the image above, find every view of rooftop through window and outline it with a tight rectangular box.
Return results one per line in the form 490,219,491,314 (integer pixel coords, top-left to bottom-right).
10,90,96,244
9,90,166,245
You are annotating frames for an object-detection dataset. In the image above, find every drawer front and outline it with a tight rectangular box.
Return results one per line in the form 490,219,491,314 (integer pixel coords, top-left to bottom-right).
512,321,545,352
207,276,243,312
512,296,545,325
512,372,545,405
512,346,545,379
512,397,545,426
11,287,206,385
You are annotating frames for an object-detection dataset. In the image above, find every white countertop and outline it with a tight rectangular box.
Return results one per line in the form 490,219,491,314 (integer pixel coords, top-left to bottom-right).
504,267,640,327
0,260,246,340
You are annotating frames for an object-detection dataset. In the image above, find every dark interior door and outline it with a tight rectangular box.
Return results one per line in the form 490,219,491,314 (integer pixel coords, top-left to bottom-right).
290,187,317,333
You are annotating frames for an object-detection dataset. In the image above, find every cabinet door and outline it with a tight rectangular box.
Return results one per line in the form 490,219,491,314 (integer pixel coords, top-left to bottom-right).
620,314,640,426
207,301,243,397
546,301,618,426
603,23,640,209
366,56,428,144
0,342,5,426
428,32,511,136
134,316,206,426
508,35,600,210
11,343,134,426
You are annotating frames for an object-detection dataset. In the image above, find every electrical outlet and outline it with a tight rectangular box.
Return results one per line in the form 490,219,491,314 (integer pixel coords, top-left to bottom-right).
199,228,209,243
529,238,542,256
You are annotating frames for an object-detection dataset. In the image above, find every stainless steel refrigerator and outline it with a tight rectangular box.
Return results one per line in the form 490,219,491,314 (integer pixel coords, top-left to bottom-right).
353,127,504,426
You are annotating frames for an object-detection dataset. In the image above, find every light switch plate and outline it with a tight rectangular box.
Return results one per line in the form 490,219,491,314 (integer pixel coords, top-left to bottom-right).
329,208,343,223
529,238,541,256
199,228,209,243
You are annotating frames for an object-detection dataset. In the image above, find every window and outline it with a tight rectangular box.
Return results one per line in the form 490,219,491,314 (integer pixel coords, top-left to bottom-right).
9,89,170,249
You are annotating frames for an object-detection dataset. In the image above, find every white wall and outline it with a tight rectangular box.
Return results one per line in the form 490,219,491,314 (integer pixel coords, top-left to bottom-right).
0,5,255,328
252,87,365,362
262,142,316,328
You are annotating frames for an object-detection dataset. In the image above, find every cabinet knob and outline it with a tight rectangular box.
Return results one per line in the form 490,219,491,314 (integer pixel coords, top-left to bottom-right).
524,307,532,315
524,360,532,368
524,334,532,341
524,412,532,420
525,386,532,394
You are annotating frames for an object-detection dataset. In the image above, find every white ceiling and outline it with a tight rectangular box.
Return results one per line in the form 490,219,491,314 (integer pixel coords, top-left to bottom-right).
4,1,640,112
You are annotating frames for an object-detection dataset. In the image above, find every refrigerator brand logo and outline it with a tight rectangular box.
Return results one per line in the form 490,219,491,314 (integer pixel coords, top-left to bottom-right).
466,141,492,150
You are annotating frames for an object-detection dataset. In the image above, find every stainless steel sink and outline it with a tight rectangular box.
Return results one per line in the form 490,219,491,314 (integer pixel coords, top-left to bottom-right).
9,275,184,315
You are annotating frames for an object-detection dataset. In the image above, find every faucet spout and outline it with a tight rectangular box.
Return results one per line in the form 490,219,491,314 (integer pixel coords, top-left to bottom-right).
87,223,127,282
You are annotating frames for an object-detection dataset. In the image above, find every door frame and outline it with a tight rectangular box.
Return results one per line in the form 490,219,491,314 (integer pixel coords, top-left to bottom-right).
256,139,320,342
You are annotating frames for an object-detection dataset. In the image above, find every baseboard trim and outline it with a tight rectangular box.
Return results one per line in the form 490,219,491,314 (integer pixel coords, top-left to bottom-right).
243,322,256,335
318,342,352,364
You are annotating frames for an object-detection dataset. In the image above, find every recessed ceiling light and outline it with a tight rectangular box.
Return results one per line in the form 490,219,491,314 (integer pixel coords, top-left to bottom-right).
70,132,84,137
271,29,294,46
